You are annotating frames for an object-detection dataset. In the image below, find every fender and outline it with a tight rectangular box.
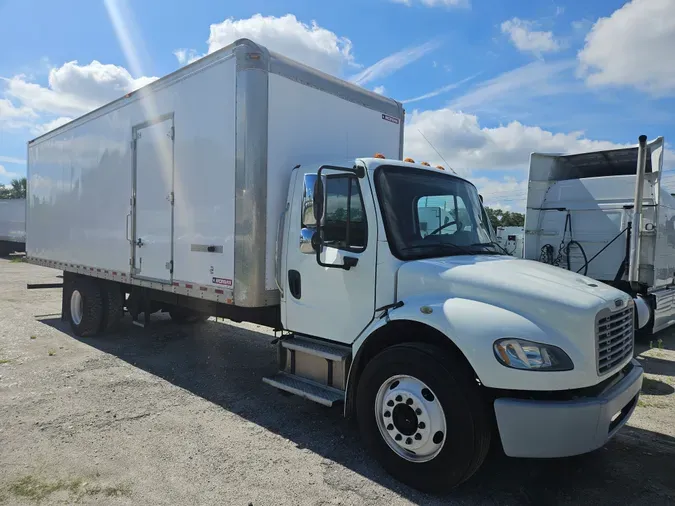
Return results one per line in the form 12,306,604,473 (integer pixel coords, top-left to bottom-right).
345,294,598,416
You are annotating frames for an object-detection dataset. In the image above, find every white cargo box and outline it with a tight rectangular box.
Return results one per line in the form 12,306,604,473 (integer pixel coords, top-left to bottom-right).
26,39,404,307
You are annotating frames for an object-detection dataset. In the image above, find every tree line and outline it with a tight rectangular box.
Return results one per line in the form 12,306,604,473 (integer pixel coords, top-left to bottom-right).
0,178,26,199
484,206,524,229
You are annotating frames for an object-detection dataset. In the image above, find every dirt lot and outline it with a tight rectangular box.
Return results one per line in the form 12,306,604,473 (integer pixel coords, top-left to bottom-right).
1,258,674,505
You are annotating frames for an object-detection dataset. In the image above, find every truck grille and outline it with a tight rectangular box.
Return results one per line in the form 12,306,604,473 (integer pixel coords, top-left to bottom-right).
596,304,634,375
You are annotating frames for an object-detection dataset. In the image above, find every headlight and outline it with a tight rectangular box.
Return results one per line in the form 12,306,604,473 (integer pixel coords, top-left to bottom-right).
493,338,573,371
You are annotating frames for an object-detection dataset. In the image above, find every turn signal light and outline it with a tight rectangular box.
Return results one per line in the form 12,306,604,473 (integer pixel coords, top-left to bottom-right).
374,153,386,159
404,157,415,163
436,165,445,171
420,161,430,166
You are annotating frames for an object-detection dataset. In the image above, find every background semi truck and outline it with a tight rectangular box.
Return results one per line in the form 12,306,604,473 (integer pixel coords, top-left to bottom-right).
524,136,672,335
0,198,26,255
26,39,643,492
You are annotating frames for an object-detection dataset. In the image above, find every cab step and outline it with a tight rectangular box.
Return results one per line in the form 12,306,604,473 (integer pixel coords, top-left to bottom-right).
263,335,352,406
263,372,344,407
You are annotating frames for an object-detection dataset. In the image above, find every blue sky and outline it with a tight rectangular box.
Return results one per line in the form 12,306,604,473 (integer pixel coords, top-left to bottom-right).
1,0,673,209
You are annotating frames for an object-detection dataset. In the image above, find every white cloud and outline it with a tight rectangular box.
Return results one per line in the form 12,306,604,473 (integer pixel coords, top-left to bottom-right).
373,85,386,95
577,0,675,95
391,0,470,8
350,40,439,85
0,164,21,180
0,98,37,129
473,175,529,211
173,48,200,66
5,60,157,117
404,107,628,173
402,74,478,104
205,14,355,76
501,17,562,56
31,116,73,136
0,155,26,164
448,60,577,113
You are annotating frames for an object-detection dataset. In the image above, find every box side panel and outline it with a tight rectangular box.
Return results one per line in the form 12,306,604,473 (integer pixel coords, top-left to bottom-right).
27,56,237,283
0,198,26,242
266,73,402,290
172,57,236,287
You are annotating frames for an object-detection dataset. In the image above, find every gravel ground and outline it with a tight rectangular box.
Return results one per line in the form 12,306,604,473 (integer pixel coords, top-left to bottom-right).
0,258,674,505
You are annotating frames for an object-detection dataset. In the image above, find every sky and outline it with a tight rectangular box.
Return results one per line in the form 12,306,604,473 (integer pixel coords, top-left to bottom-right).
1,0,674,210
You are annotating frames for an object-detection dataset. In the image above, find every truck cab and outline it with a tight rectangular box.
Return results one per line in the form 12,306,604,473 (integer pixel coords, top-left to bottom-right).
269,156,643,492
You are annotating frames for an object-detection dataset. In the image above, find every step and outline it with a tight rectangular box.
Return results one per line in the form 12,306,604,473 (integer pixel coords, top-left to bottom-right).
263,372,344,407
282,336,351,362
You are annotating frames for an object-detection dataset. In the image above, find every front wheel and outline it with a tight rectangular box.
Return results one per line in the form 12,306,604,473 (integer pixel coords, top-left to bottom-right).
356,343,491,493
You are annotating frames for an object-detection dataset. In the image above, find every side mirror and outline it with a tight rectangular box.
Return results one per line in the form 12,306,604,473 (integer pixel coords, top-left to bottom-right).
313,176,324,225
479,194,484,203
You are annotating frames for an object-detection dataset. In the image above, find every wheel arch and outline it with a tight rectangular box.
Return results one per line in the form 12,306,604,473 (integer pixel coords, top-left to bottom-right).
344,319,479,418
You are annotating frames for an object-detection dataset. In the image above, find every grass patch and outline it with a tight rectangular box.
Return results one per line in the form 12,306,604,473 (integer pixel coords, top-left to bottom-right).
47,350,55,357
30,335,37,340
5,475,130,502
9,256,24,263
0,358,13,364
637,398,668,409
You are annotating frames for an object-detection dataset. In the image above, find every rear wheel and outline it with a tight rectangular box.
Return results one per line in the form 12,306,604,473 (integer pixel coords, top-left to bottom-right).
100,281,124,333
68,277,103,337
356,343,491,493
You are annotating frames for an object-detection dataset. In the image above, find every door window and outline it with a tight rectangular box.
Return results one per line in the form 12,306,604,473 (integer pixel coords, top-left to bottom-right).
323,176,367,251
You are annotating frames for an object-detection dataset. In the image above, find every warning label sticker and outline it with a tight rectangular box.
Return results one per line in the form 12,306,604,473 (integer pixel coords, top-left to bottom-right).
382,114,400,125
212,277,233,287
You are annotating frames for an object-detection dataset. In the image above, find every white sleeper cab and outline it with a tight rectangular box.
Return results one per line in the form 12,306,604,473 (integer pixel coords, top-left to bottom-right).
25,39,642,493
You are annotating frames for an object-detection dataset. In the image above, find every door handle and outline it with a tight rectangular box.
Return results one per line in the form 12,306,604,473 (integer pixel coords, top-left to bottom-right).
288,270,301,299
136,238,144,248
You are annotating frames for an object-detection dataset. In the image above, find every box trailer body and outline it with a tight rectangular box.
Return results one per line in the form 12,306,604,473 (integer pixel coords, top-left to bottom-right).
25,39,643,493
523,136,673,333
0,198,26,254
27,39,403,313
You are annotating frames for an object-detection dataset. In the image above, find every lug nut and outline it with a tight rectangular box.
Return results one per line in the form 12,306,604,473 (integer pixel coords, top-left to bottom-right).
395,434,402,441
395,395,402,402
387,400,394,407
406,398,413,405
405,437,412,445
418,422,426,429
414,433,422,440
387,424,394,431
384,411,391,418
415,408,422,415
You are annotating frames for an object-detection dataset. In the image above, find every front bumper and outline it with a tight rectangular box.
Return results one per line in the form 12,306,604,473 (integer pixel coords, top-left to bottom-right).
494,359,643,458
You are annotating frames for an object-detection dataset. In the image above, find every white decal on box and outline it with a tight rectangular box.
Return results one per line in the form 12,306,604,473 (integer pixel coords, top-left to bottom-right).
382,114,400,125
212,277,233,287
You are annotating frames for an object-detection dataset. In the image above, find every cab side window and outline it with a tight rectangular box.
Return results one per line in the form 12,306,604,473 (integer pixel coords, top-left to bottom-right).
323,176,367,251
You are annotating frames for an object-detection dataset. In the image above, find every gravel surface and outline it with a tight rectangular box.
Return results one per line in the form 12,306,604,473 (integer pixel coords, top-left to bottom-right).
1,258,674,505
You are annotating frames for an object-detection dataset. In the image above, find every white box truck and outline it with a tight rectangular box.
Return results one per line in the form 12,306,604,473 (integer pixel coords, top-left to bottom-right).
523,136,673,335
26,39,643,493
0,198,26,255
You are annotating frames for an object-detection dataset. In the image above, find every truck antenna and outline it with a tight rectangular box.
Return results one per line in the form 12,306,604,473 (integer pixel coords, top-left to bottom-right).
418,129,457,174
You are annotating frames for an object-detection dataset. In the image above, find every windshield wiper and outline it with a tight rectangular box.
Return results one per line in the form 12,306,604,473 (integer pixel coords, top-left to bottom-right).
470,241,511,255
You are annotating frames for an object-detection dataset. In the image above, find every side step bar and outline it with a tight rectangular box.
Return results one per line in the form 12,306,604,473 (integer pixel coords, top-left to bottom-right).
263,372,344,407
263,335,351,406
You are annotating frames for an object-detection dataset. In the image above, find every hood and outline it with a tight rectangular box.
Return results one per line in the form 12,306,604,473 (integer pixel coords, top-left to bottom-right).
396,255,628,320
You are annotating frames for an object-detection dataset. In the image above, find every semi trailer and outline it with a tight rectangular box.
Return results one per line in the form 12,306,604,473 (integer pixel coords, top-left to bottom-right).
0,198,26,255
524,136,672,335
26,39,643,492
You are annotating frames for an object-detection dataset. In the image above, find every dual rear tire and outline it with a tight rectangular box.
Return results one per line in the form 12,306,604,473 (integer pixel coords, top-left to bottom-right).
68,277,123,336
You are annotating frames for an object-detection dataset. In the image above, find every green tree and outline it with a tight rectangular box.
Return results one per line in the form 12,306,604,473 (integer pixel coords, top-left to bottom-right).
0,177,27,199
484,206,524,229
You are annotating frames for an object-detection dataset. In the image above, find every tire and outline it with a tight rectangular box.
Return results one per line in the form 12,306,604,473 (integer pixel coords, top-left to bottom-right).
169,306,209,324
100,281,124,333
356,343,491,493
68,277,104,337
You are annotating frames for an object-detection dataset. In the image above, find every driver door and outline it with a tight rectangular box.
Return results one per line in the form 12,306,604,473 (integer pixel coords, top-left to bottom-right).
283,168,377,344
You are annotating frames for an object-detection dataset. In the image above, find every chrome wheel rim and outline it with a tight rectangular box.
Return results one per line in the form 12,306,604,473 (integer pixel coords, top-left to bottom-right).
375,374,447,463
70,289,83,326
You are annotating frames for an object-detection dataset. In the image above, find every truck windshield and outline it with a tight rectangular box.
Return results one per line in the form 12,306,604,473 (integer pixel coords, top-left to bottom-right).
374,165,497,260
